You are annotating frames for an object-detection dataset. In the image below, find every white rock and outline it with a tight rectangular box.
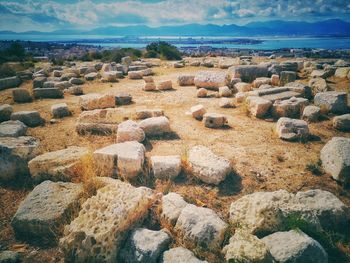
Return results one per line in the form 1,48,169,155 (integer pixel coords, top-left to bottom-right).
79,93,115,111
335,67,350,78
272,97,309,118
219,98,234,108
116,120,145,143
271,74,280,86
309,78,329,95
246,96,272,118
194,71,230,90
151,155,181,180
190,105,206,120
235,92,246,103
197,88,207,98
135,109,164,120
139,116,171,136
333,114,350,132
161,192,188,226
177,75,195,86
203,113,228,128
314,91,348,114
302,105,321,122
234,82,252,92
253,77,271,89
276,117,309,141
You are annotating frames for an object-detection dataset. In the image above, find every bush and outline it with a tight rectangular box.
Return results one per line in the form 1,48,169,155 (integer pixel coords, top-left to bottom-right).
0,41,26,63
145,41,181,60
101,48,142,63
0,64,16,78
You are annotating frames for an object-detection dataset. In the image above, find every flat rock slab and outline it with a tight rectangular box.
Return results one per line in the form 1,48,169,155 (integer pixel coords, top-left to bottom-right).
194,71,230,90
59,178,155,262
188,145,231,185
139,116,171,137
28,146,90,183
10,111,43,127
79,93,115,110
162,247,207,263
116,120,145,143
151,155,181,180
12,180,84,245
247,96,272,118
0,120,27,137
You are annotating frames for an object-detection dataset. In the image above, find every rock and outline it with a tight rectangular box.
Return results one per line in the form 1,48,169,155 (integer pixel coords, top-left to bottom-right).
151,155,181,180
101,71,119,82
271,74,280,86
302,105,321,122
59,179,155,262
321,137,350,184
228,65,269,83
311,69,332,79
143,76,154,83
79,93,115,110
53,70,62,77
197,88,207,98
115,92,132,105
235,92,246,103
177,75,195,86
33,88,63,99
66,85,83,95
0,136,39,181
188,145,231,185
69,77,84,85
119,228,171,263
218,86,232,97
0,250,20,263
276,117,309,141
269,62,298,75
135,109,164,120
285,82,312,99
162,247,207,263
194,71,230,90
259,84,273,90
333,114,350,132
161,192,188,226
272,97,309,118
222,230,273,263
33,77,47,89
144,82,156,91
12,180,83,245
253,77,271,89
128,71,143,79
0,104,13,122
335,67,350,78
116,120,145,143
262,230,328,263
12,88,32,103
0,76,21,90
230,77,242,86
54,81,72,90
234,82,252,92
51,103,70,118
190,105,206,120
28,146,89,183
279,71,296,86
85,72,98,81
219,98,234,108
0,120,27,137
335,59,350,67
122,56,132,66
42,81,55,89
139,116,171,137
175,204,228,250
11,111,43,127
174,62,184,68
158,80,173,91
246,96,272,118
314,91,348,114
203,113,228,128
93,141,145,179
309,78,329,95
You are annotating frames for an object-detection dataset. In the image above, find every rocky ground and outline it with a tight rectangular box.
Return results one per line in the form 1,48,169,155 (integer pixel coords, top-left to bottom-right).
0,56,350,263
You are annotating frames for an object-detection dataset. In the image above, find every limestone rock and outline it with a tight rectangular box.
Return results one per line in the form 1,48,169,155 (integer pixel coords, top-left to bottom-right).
161,192,188,226
279,71,296,86
197,88,207,98
335,67,350,78
0,120,27,137
235,92,246,103
10,111,43,127
314,91,348,114
116,120,145,143
85,72,98,81
302,105,321,122
188,145,231,185
135,109,164,120
253,77,271,89
218,86,232,97
272,97,309,118
177,75,195,86
219,98,234,108
162,247,207,263
51,103,70,118
128,71,143,79
246,96,272,118
271,74,280,86
12,88,32,103
151,155,181,180
234,82,252,92
276,117,309,141
0,104,13,122
139,116,171,137
33,77,47,89
309,78,329,95
333,114,350,132
194,71,230,90
115,92,132,105
158,80,173,91
69,77,84,85
203,113,227,128
190,105,206,120
79,93,115,110
66,85,83,95
228,65,268,83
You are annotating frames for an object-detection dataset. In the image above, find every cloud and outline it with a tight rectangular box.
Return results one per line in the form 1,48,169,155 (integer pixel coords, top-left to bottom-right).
0,0,349,31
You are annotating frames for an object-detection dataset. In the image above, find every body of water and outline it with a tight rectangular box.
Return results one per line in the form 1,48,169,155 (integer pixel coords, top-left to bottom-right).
1,34,350,50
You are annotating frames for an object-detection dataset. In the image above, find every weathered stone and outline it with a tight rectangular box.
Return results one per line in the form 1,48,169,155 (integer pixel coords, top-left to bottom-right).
190,105,206,120
335,67,350,78
218,86,232,97
59,179,155,263
42,81,55,89
28,146,89,183
69,77,84,85
271,74,280,86
162,247,207,263
194,71,230,90
12,88,32,103
119,228,171,263
115,92,132,105
262,230,328,263
246,96,272,118
276,117,309,141
235,92,246,103
272,97,309,118
66,85,83,95
197,88,207,98
53,70,62,77
309,78,329,95
188,145,231,185
12,180,83,245
321,137,350,184
85,72,98,81
128,71,143,79
230,77,242,87
33,77,47,89
222,230,273,263
151,155,181,180
269,62,298,75
0,120,27,137
76,122,117,136
0,104,13,122
175,204,228,250
139,116,171,137
101,71,119,82
203,113,227,128
33,88,63,99
314,91,348,114
0,250,20,263
79,93,115,111
219,98,234,108
11,111,43,127
234,82,252,92
0,76,21,90
54,81,72,90
161,192,188,226
135,109,164,120
158,80,173,91
51,103,70,118
143,82,156,91
143,76,154,83
279,71,296,86
228,65,268,83
253,77,271,89
177,75,195,86
333,114,350,132
302,105,321,122
116,120,145,143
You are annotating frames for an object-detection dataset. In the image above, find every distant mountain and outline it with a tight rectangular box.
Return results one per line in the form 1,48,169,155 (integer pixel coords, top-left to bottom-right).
1,19,350,37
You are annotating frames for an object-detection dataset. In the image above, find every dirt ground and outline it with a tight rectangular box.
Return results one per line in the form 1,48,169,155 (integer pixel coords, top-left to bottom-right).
1,60,350,262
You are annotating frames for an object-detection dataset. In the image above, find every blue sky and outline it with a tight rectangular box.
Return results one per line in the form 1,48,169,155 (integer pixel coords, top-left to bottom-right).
0,0,349,32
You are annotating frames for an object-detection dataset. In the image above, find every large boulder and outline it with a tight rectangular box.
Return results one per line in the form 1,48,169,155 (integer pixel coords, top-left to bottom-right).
194,71,230,90
11,180,84,245
272,97,309,118
0,120,27,137
79,93,115,111
28,146,90,183
151,155,181,180
161,192,188,226
276,117,309,141
162,247,207,263
246,96,272,118
314,91,348,114
0,104,13,122
335,67,350,78
12,88,32,103
333,114,350,132
203,113,228,128
175,204,228,250
187,145,231,185
59,179,155,262
139,116,171,137
10,111,43,127
0,76,21,90
302,105,321,122
320,137,350,184
228,65,268,83
309,78,329,95
116,120,145,143
262,230,328,263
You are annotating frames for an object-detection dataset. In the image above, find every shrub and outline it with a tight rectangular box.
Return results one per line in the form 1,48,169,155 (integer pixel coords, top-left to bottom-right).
101,48,142,63
306,160,323,175
0,41,26,63
0,64,16,78
145,41,181,60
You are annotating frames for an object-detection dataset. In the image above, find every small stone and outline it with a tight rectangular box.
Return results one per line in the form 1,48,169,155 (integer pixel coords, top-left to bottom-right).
177,75,195,86
272,97,309,118
115,92,132,105
235,92,246,103
235,82,252,92
219,98,234,108
309,78,329,95
246,96,272,118
279,71,296,86
66,85,83,95
33,77,47,89
253,77,271,89
158,80,173,91
11,111,43,127
51,103,70,118
197,88,207,98
190,105,206,120
218,86,232,97
79,93,115,111
276,117,309,141
151,155,181,180
333,114,350,132
203,113,228,128
271,74,280,86
135,109,164,120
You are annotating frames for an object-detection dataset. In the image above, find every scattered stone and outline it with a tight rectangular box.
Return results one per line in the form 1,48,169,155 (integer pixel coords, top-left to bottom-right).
314,91,348,114
53,70,62,77
253,77,271,89
190,104,206,120
218,86,232,97
0,250,20,263
219,98,234,108
272,97,309,118
12,88,32,103
194,71,230,90
158,80,173,91
42,81,55,89
235,92,246,103
177,75,195,86
321,137,350,184
262,230,328,263
128,71,143,79
151,155,181,180
230,77,242,86
11,111,43,127
246,96,272,118
335,67,350,78
79,93,115,110
144,82,157,91
309,78,329,95
276,117,309,141
120,228,172,263
139,116,171,137
279,71,296,86
161,192,188,226
228,65,269,83
0,76,21,90
197,88,207,98
33,77,47,89
0,104,13,122
85,72,98,81
333,114,350,132
115,92,132,105
51,103,70,118
135,109,164,120
302,105,321,122
12,180,83,245
203,113,228,128
66,85,83,95
175,204,228,250
188,145,231,185
234,82,252,92
33,88,63,99
0,120,27,137
162,247,207,263
271,74,280,86
54,81,72,90
59,179,155,262
116,120,145,143
101,71,119,82
69,77,84,85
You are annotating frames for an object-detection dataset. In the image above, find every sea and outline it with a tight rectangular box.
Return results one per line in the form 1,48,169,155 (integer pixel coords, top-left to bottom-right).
1,34,350,50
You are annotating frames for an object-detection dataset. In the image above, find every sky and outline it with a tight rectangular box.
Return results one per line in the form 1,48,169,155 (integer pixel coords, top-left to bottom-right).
0,0,349,32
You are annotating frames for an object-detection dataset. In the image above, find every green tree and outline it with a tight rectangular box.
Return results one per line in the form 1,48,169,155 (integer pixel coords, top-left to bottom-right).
145,41,181,60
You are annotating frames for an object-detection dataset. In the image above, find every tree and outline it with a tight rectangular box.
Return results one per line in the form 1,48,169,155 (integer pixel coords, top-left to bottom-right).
145,41,181,60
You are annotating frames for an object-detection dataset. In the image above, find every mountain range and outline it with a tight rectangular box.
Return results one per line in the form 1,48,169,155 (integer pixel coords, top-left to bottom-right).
1,19,350,37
